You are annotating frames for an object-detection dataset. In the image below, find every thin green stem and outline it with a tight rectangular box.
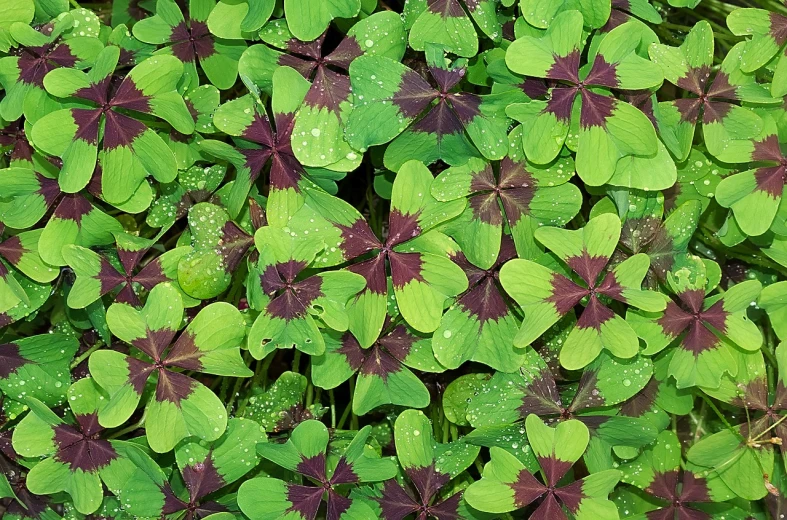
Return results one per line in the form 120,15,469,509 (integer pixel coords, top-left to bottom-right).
349,377,358,430
329,389,337,429
109,410,146,439
337,376,356,430
337,401,352,430
225,376,244,414
69,342,103,369
219,376,231,402
259,352,275,389
698,392,739,437
305,380,314,408
695,226,787,279
292,350,301,373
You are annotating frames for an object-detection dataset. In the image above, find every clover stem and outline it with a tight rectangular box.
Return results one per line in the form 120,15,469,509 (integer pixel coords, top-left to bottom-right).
305,380,314,408
329,390,336,429
761,332,778,392
751,414,787,443
473,456,484,477
69,341,104,369
337,376,356,430
237,354,274,416
225,376,245,414
109,410,147,439
219,375,231,402
69,0,81,7
692,401,706,442
696,226,787,279
292,350,301,373
350,377,359,430
698,393,739,437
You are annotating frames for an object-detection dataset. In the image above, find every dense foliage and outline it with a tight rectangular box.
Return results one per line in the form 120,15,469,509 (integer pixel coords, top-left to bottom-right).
2,0,787,518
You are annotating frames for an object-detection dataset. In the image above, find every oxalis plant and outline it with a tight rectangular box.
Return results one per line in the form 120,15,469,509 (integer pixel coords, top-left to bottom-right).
6,0,787,519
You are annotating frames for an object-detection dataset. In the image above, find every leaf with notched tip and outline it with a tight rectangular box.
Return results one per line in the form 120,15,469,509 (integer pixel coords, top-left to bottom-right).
200,66,317,222
687,423,774,501
238,420,395,520
312,323,441,415
178,202,254,299
364,409,479,520
432,239,525,372
0,275,51,330
728,7,787,96
241,371,326,432
133,0,246,90
0,14,103,123
716,116,787,237
207,0,276,39
465,416,620,516
501,213,666,370
700,348,787,468
11,379,164,515
505,13,662,186
613,193,703,284
467,347,655,447
38,192,124,268
0,167,62,230
432,128,581,267
346,47,525,170
296,13,405,169
627,257,763,389
62,233,192,309
283,0,361,42
31,46,194,202
165,84,222,171
293,161,466,345
118,417,265,518
146,164,227,229
649,23,777,163
236,13,405,169
0,334,78,408
618,430,743,516
0,0,34,53
0,259,32,314
405,0,485,58
246,222,366,359
665,148,732,214
89,283,249,453
0,230,58,284
520,0,612,29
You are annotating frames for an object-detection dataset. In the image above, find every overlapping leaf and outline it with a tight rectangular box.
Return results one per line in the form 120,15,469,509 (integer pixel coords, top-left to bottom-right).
501,213,666,369
346,45,525,170
246,218,366,358
628,256,763,388
505,13,663,186
238,420,396,520
88,282,250,452
30,45,194,202
132,0,246,90
648,22,778,162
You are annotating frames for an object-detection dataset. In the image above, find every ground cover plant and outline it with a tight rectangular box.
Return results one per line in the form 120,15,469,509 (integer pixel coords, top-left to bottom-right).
5,0,787,518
